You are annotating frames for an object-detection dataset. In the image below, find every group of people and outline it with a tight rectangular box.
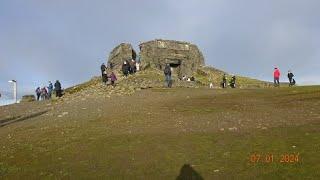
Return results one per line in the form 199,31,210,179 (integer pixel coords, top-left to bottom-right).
273,68,296,87
217,68,296,88
101,59,297,89
122,59,140,77
101,63,117,86
35,80,62,101
220,74,236,88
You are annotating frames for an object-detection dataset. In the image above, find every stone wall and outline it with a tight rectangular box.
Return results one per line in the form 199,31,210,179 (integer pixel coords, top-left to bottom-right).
107,43,136,70
107,39,205,77
139,39,204,78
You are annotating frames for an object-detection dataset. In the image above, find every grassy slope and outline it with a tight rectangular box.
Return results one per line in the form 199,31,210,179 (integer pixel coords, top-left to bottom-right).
195,66,273,88
64,66,273,96
0,86,319,179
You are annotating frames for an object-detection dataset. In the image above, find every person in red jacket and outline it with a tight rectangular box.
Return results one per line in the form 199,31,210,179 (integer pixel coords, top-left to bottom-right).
273,67,281,87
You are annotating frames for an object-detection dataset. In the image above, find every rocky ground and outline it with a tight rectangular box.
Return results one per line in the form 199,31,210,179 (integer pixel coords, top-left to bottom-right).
0,70,319,179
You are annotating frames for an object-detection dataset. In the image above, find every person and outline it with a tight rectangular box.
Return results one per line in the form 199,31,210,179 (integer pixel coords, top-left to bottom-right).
101,63,108,84
41,87,48,100
130,59,137,74
287,70,295,86
230,75,236,88
110,72,117,87
221,74,227,88
47,81,53,99
164,64,172,88
54,80,62,97
35,87,41,101
122,61,130,77
273,67,281,87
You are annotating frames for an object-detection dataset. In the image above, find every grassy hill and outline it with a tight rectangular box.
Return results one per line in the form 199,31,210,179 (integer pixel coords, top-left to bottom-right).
0,84,319,179
63,66,273,99
0,66,318,179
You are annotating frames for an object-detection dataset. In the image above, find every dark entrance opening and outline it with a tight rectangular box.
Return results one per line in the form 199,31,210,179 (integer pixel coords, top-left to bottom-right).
166,59,182,79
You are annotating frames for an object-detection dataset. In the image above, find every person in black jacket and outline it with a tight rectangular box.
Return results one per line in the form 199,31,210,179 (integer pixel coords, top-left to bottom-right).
287,70,295,86
122,61,130,77
100,63,108,84
54,80,62,97
164,64,172,88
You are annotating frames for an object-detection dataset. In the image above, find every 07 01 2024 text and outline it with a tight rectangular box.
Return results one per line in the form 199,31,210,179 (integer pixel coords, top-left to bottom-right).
249,153,299,164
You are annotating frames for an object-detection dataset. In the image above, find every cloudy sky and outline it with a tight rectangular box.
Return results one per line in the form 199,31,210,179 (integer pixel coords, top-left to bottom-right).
1,0,320,95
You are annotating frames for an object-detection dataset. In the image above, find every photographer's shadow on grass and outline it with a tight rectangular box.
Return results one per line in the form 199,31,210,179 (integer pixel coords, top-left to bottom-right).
176,164,204,180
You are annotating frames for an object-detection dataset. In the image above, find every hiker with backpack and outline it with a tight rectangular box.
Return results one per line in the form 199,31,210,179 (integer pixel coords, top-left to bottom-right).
164,64,172,88
273,67,281,87
287,70,295,86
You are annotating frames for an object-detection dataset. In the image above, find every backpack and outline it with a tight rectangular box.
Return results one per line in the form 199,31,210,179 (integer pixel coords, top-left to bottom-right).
164,66,171,75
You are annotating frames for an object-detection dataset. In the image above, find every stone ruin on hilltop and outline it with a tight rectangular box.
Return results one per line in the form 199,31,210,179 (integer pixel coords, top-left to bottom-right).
107,39,205,78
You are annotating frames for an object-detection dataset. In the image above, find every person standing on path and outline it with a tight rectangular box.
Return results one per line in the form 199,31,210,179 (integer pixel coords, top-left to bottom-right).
273,67,281,87
164,64,172,88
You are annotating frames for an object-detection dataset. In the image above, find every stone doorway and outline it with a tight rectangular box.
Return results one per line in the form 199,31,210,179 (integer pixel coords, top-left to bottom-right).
166,59,182,79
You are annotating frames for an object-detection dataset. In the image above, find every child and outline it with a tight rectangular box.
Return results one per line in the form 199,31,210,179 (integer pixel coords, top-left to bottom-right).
110,72,117,87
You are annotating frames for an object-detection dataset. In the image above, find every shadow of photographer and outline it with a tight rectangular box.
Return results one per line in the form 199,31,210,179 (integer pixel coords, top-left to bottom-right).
176,164,204,180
